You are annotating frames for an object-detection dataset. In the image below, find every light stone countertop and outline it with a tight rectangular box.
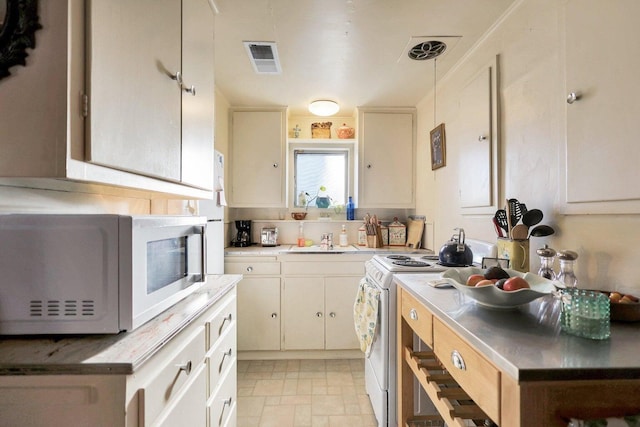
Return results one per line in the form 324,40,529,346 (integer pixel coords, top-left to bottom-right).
225,244,431,256
395,273,640,382
0,275,241,376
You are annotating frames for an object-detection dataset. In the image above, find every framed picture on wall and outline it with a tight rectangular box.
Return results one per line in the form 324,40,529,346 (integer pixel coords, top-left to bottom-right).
430,123,446,170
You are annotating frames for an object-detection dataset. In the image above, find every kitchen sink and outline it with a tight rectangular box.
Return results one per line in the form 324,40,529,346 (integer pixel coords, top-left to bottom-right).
287,244,360,253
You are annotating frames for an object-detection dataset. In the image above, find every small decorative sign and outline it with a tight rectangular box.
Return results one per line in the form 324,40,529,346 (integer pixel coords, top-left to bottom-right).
430,123,446,170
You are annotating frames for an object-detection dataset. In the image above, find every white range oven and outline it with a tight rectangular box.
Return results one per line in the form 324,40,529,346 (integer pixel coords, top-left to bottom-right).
363,240,496,427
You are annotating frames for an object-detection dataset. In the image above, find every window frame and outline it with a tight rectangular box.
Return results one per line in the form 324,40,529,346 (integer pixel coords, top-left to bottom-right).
287,140,355,210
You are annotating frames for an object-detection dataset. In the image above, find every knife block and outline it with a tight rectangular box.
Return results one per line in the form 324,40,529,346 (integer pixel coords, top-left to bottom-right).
366,225,384,248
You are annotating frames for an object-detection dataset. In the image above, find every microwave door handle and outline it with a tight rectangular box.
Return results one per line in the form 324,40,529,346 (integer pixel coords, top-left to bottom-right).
200,225,207,279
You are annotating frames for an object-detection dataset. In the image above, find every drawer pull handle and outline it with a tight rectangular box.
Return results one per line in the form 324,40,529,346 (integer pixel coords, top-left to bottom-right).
409,308,418,321
219,313,232,335
219,397,233,425
451,350,466,371
219,348,233,373
246,266,253,272
177,360,192,375
271,312,278,318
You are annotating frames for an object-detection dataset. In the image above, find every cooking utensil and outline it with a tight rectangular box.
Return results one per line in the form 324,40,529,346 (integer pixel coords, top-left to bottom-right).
529,224,555,237
522,208,543,227
438,228,473,266
508,198,523,226
494,210,509,234
505,200,513,239
511,224,529,240
492,217,504,237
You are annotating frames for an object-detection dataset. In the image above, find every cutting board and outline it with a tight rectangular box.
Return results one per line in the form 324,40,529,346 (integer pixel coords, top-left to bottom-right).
405,219,424,248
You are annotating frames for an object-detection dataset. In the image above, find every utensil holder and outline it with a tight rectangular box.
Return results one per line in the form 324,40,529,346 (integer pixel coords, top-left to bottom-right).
496,238,529,272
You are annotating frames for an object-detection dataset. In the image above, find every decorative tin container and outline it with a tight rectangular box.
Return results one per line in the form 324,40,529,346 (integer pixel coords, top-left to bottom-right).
388,217,406,246
311,122,332,138
336,123,355,139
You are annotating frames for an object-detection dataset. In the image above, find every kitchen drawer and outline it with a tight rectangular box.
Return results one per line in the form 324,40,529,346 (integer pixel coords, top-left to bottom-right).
206,290,237,350
225,261,280,275
151,363,207,427
140,326,206,425
400,288,433,347
208,361,237,427
433,318,500,423
207,322,236,394
282,261,364,276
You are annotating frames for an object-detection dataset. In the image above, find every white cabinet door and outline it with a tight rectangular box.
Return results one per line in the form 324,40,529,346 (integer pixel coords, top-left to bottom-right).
359,109,416,208
230,109,286,207
283,277,325,350
324,277,360,350
564,0,640,212
181,0,215,189
87,0,182,181
237,277,281,351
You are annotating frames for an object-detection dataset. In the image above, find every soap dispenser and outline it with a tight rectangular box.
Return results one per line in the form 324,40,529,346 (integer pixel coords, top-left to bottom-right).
339,224,348,247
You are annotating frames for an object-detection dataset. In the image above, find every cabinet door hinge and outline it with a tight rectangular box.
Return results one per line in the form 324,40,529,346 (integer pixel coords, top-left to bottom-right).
82,93,89,118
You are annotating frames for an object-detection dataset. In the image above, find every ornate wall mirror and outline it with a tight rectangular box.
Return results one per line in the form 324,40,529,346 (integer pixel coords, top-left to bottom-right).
0,0,41,79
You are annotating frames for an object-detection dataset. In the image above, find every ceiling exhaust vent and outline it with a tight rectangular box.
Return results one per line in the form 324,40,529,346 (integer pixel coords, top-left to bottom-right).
243,41,282,74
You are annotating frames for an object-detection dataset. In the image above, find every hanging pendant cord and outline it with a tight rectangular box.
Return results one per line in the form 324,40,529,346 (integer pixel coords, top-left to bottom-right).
433,58,437,128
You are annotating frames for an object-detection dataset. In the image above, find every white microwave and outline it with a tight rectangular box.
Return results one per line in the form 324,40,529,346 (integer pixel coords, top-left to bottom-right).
0,214,207,335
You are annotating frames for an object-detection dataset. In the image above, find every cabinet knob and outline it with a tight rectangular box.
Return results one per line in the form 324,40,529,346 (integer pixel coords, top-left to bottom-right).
316,311,323,318
183,85,196,96
367,164,372,169
170,70,183,85
329,312,336,318
567,92,581,104
409,308,418,321
451,350,466,371
271,312,278,318
246,266,253,272
176,360,192,375
478,135,487,141
273,163,279,168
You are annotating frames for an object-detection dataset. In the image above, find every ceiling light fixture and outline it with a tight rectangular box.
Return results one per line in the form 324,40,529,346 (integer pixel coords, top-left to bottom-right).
308,100,340,116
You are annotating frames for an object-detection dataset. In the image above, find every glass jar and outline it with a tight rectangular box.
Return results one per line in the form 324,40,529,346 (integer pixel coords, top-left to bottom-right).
536,245,557,280
557,250,578,288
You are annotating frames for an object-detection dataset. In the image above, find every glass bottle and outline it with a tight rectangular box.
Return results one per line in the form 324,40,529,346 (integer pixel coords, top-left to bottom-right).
557,250,578,288
346,196,355,220
297,222,305,247
339,224,348,247
536,244,557,280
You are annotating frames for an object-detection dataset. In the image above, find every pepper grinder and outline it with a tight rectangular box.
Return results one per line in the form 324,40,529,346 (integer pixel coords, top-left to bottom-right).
557,250,579,288
536,244,557,280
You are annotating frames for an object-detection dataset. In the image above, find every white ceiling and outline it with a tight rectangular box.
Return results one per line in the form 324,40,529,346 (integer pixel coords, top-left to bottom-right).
213,0,516,117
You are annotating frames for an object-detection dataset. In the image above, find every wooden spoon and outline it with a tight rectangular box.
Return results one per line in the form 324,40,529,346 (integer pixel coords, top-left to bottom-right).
511,224,529,240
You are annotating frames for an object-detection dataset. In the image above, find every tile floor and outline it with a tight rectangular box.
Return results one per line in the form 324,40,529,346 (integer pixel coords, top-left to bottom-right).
237,358,378,427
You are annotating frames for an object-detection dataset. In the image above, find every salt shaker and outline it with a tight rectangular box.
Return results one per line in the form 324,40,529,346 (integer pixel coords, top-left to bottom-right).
536,244,557,280
557,250,578,288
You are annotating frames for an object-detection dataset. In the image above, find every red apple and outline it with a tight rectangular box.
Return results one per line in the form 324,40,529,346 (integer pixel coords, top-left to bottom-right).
475,279,495,287
502,276,530,291
466,274,486,286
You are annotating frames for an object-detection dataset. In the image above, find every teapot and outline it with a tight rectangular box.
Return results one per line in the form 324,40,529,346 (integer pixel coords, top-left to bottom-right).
438,228,473,266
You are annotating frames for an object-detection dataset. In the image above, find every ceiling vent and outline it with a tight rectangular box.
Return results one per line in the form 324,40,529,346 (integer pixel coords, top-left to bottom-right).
243,41,282,74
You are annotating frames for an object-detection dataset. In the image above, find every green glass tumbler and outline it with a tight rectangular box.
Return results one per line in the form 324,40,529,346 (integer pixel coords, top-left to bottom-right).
560,288,610,340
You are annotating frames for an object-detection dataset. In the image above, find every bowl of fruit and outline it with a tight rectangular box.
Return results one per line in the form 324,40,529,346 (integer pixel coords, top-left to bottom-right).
441,266,557,309
598,291,640,322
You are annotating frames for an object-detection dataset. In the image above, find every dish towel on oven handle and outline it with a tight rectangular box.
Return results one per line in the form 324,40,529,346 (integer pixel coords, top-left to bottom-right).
353,277,381,357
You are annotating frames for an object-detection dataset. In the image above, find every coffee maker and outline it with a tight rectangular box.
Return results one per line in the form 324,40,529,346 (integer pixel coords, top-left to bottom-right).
233,220,252,247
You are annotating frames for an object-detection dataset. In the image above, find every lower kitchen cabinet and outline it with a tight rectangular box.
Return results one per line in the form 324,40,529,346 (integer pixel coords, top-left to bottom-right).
225,257,282,352
0,286,237,427
282,276,360,350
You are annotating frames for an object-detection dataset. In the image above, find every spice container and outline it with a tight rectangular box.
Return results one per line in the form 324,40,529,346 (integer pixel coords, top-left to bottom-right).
557,250,578,288
536,244,556,280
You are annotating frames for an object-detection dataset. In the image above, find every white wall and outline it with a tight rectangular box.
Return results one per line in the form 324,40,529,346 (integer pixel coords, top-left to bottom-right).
416,0,640,293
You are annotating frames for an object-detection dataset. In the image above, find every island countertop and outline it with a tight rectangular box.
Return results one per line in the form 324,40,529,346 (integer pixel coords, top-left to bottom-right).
0,274,241,376
394,273,640,382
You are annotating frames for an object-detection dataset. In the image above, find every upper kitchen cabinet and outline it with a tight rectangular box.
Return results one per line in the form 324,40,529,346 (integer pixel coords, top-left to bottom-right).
357,108,416,208
562,0,640,214
229,108,287,207
0,1,215,198
457,58,499,215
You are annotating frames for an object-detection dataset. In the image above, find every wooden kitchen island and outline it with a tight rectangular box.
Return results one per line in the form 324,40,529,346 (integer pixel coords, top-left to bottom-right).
395,274,640,427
